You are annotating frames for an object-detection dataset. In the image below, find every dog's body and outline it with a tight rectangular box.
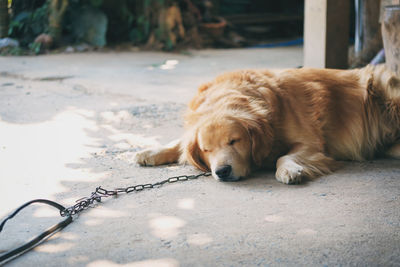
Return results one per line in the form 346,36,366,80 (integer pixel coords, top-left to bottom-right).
136,65,400,184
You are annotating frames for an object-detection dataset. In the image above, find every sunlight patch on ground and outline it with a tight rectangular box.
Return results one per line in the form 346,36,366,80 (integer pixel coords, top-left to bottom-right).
100,110,131,124
87,258,179,267
60,232,79,241
264,214,285,223
1,105,163,217
81,206,130,226
33,206,63,218
0,107,101,216
160,60,179,70
114,142,132,150
99,110,161,147
297,228,318,236
67,255,90,265
88,207,128,218
84,219,103,226
109,132,159,147
146,59,179,71
177,198,195,210
187,233,213,246
148,215,186,239
34,242,74,253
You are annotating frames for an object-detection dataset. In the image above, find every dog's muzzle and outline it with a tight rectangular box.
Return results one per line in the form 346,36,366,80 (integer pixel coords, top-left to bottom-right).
214,165,240,182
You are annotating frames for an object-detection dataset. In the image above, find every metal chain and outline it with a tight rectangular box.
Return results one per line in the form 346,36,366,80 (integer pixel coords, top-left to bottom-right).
60,172,211,217
0,172,211,265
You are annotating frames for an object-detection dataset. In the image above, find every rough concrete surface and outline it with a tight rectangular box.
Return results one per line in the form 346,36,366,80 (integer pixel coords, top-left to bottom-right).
0,47,399,267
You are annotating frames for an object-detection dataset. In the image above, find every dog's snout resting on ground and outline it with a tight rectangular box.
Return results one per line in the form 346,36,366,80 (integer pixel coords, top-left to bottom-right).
135,65,400,184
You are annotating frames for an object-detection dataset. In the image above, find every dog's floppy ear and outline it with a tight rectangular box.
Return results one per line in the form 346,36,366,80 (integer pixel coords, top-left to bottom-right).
180,129,209,172
248,121,273,167
235,109,274,167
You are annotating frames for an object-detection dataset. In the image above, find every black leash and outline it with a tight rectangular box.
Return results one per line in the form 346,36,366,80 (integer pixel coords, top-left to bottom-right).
0,172,211,265
0,199,73,265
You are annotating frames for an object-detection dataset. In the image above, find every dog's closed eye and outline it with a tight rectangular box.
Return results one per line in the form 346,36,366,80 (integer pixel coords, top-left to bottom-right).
228,139,240,146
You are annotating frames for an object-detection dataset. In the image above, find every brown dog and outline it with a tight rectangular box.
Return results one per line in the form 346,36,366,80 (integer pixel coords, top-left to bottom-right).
135,65,400,184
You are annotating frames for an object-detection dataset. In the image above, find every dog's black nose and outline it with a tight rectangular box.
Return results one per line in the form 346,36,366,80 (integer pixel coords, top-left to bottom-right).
215,165,232,180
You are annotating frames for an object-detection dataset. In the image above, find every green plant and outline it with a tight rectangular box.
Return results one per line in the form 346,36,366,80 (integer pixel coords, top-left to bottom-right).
8,2,48,46
1,45,24,55
28,41,41,54
90,0,103,7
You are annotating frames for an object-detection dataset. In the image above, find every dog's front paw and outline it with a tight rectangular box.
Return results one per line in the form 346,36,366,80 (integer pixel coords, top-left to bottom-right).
134,149,160,166
275,161,304,184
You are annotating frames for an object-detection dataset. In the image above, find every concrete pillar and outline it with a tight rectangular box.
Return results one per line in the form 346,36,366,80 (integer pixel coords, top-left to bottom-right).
304,0,350,69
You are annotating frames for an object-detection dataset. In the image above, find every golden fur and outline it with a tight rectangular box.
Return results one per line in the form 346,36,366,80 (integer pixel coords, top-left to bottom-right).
135,65,400,184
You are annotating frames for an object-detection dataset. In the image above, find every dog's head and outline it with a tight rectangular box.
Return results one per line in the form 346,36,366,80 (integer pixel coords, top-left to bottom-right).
181,110,274,181
180,70,278,181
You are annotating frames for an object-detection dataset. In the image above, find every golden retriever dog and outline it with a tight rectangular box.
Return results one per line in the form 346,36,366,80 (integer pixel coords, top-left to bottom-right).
135,65,400,184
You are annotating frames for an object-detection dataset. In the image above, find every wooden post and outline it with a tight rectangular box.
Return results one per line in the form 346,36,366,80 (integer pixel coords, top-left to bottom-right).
381,5,400,75
0,0,8,38
304,0,350,69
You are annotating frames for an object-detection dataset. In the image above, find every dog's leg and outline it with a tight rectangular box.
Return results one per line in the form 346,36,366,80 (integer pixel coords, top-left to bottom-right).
275,154,304,184
386,143,400,159
135,139,181,166
275,145,338,184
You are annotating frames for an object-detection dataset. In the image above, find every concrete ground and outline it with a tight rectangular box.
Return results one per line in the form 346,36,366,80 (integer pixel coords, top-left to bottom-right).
0,47,399,267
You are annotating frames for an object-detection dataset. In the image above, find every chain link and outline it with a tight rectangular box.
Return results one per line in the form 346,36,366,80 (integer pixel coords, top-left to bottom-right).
60,172,211,217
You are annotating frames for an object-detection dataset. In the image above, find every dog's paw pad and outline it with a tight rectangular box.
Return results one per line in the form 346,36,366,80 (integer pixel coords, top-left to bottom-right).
276,162,304,184
134,149,158,166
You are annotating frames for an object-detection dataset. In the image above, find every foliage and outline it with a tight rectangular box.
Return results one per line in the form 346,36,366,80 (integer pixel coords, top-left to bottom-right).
8,2,48,46
28,41,42,54
6,0,193,52
90,0,103,7
0,43,41,55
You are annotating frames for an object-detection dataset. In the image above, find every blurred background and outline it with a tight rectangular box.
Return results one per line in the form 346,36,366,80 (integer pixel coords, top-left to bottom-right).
0,0,304,51
0,0,398,70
